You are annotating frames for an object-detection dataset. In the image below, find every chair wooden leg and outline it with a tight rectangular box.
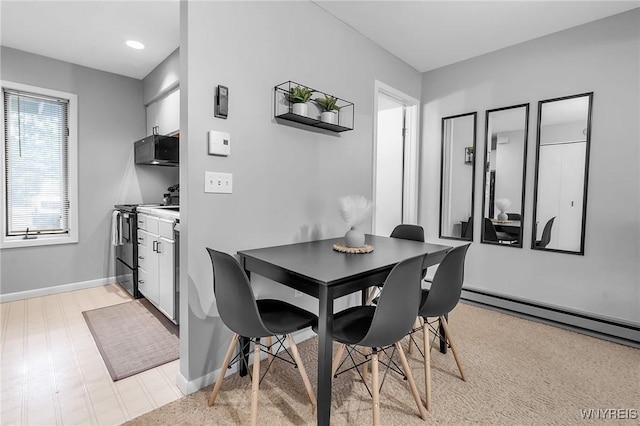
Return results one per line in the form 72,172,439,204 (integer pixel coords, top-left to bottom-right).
286,334,317,409
362,347,370,384
365,287,378,305
250,338,261,426
265,336,274,373
395,341,428,420
422,323,431,411
332,343,345,377
439,316,466,381
371,349,381,426
208,333,239,407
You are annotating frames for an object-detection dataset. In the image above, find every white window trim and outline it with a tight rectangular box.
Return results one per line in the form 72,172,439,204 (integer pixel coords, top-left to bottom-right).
1,81,78,249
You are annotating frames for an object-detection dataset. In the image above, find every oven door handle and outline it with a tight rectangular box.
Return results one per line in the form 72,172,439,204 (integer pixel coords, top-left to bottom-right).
122,212,131,243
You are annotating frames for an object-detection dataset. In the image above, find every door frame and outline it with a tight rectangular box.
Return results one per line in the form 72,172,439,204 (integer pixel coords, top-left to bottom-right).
372,80,420,232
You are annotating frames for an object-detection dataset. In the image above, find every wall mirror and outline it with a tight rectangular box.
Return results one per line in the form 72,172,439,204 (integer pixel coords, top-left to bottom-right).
481,104,529,248
439,112,476,241
532,92,593,254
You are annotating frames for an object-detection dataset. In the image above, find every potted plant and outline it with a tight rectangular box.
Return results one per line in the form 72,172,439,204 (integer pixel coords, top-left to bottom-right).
315,95,340,124
284,85,314,116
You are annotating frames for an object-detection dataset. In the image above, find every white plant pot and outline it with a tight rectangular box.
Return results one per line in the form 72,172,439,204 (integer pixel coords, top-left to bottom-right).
320,110,337,124
345,227,365,248
292,102,308,116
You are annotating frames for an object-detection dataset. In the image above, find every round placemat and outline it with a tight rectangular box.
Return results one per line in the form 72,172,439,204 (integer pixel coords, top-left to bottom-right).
332,243,374,254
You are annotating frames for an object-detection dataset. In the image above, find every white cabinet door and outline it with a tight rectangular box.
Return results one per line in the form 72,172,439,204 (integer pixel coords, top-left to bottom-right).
146,101,160,136
157,236,175,319
158,89,180,135
138,229,159,305
146,89,180,136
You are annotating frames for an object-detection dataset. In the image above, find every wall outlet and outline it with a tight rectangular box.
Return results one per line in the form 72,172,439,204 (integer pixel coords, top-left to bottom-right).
205,171,232,194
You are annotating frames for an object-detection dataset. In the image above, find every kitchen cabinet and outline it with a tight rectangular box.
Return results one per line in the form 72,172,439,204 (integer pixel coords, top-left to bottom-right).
146,88,180,136
137,213,176,322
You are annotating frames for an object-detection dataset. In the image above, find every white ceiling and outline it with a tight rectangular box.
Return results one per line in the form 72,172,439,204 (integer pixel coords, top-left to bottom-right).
312,1,639,72
1,0,180,80
1,1,638,80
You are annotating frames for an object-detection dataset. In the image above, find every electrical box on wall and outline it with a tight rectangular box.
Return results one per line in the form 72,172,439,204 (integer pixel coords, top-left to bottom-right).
208,130,230,156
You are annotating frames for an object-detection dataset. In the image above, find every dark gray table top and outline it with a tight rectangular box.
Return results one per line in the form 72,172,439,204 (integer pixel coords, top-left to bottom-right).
239,234,451,286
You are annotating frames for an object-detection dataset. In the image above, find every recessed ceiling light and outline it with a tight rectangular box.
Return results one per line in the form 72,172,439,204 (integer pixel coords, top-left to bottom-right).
126,40,145,50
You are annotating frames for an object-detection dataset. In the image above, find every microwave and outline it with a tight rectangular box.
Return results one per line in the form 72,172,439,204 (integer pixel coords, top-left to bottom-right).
134,134,179,166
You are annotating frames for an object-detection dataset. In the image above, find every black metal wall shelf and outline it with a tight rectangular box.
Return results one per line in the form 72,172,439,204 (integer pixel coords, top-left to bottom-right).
274,81,354,133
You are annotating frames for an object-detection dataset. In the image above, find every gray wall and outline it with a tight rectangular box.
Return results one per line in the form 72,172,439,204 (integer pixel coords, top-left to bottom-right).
179,1,422,389
420,10,640,323
143,48,179,105
0,47,176,296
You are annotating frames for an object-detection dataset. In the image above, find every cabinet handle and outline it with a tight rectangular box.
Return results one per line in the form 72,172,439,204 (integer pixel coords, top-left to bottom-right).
138,280,145,284
138,255,144,260
153,240,158,252
156,241,162,253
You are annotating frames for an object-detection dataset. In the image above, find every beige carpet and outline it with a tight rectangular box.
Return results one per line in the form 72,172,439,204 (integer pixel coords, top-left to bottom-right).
83,299,179,381
125,303,639,425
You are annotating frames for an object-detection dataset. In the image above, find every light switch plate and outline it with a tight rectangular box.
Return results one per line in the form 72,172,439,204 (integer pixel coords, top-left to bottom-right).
204,171,232,194
208,131,230,156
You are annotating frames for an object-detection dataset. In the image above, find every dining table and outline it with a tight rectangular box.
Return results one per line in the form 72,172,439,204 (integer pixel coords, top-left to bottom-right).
491,218,521,234
237,234,451,426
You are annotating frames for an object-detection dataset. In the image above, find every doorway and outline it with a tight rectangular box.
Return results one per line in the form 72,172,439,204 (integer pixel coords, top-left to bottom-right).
373,81,419,236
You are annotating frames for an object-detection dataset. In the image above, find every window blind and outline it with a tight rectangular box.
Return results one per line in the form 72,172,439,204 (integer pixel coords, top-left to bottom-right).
3,88,70,236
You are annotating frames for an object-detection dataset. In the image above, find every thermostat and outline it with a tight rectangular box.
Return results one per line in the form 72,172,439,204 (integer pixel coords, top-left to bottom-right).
208,131,230,156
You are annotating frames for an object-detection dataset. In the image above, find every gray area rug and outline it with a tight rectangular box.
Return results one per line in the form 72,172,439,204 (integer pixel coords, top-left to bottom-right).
124,302,639,425
83,299,179,381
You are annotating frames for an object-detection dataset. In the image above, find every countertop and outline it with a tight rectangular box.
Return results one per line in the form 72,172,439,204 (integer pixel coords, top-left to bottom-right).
137,205,180,222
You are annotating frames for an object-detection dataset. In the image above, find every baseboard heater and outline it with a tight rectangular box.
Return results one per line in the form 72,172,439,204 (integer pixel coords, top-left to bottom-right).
460,287,640,348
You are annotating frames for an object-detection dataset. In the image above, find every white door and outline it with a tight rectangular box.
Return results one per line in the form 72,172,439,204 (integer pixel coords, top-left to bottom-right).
157,236,175,319
373,81,419,236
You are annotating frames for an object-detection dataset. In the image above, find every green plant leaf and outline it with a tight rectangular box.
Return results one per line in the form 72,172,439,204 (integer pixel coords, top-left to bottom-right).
284,86,313,103
315,95,339,112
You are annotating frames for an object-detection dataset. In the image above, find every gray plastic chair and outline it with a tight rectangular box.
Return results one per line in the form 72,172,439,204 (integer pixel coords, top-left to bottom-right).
416,243,470,411
322,254,428,425
206,248,317,425
390,224,425,242
483,217,517,244
535,217,555,248
462,217,473,239
366,224,425,305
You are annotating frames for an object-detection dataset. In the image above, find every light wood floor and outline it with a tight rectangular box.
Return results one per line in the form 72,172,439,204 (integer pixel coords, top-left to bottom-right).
0,284,183,425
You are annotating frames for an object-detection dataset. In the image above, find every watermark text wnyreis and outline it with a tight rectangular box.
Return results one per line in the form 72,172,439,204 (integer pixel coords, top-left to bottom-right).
580,409,638,420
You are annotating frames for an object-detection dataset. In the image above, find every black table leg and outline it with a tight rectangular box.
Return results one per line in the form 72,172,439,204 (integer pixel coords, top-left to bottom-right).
317,286,334,426
439,314,448,354
239,266,252,375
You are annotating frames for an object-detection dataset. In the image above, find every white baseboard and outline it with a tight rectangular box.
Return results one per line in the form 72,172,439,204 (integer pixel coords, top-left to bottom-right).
177,328,316,396
0,277,116,303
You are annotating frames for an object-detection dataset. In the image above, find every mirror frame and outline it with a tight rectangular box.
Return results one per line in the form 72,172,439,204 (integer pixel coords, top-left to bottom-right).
531,92,593,255
439,111,477,241
480,103,530,248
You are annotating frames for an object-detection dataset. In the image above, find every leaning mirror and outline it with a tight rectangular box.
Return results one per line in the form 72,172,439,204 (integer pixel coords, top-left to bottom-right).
481,104,529,247
532,92,593,254
439,112,476,241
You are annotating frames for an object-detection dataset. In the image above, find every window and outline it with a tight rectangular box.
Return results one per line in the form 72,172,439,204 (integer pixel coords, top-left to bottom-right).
1,81,78,248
